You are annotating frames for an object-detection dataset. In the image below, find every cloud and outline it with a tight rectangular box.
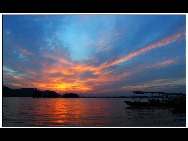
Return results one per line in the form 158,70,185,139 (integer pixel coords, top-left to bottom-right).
97,32,185,70
3,54,180,94
121,78,185,92
19,48,34,56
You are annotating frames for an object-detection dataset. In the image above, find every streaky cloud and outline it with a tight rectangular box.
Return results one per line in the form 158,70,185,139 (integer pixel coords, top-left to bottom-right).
98,32,185,70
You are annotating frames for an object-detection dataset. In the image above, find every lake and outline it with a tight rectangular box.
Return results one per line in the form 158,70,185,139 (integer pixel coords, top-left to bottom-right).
3,97,186,127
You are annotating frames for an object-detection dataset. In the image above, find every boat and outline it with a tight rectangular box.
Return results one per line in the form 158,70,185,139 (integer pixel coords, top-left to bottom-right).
124,91,185,108
124,99,169,108
124,101,150,107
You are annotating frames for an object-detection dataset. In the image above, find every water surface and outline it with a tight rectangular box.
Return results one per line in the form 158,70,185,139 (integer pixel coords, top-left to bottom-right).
3,97,186,127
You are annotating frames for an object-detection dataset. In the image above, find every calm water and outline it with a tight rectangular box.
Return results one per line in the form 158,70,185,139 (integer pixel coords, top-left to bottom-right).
3,97,186,127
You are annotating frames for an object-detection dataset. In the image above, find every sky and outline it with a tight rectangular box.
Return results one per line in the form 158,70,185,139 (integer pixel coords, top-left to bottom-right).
3,15,186,97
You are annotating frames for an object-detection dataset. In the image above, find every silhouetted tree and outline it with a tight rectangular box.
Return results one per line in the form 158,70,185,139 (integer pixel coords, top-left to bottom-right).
32,89,59,98
32,88,42,98
62,93,79,98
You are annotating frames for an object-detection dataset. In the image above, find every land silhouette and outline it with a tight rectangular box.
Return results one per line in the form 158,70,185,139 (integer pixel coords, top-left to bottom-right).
2,86,79,98
2,86,129,98
62,93,79,98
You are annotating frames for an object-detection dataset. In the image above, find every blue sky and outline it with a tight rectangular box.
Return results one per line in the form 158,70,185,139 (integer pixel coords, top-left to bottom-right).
3,15,186,96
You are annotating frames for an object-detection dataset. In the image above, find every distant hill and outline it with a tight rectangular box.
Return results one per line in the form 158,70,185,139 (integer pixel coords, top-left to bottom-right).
2,86,62,98
3,86,79,98
15,88,35,97
3,86,17,97
3,86,34,97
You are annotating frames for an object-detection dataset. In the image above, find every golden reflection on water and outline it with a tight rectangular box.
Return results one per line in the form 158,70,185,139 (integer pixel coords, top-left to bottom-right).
29,98,113,126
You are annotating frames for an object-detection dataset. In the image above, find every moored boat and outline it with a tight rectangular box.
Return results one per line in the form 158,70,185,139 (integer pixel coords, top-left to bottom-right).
124,100,150,107
124,91,185,109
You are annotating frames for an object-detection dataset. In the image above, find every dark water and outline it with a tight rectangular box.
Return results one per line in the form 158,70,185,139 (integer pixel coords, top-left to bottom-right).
3,97,186,127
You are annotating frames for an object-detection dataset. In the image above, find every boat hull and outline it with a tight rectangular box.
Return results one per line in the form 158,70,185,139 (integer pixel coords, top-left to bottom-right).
124,101,169,107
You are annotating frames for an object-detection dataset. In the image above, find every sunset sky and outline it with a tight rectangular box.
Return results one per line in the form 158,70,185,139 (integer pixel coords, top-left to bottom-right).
3,15,186,96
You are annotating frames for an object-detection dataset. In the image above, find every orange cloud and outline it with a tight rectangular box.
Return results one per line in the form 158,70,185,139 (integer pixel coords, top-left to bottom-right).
17,46,34,56
11,83,25,87
40,56,178,93
98,32,185,70
25,69,37,75
43,53,74,65
6,32,184,94
27,80,93,94
149,59,177,69
7,58,179,94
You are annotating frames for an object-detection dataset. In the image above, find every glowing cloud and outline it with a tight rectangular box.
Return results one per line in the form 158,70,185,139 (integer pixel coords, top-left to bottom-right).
98,32,185,70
